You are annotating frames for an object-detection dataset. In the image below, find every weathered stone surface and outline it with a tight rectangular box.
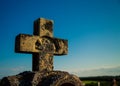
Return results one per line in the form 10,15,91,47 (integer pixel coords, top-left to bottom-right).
34,18,53,37
15,34,68,55
15,34,40,53
15,18,68,72
0,71,82,86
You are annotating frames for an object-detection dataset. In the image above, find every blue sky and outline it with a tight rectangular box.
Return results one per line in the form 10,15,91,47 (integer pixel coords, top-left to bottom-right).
0,0,120,78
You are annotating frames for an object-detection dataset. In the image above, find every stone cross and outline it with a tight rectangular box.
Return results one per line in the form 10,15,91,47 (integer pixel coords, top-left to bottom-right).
15,18,68,72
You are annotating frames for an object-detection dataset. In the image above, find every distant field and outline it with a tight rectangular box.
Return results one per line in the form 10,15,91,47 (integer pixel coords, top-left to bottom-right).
82,80,114,86
82,80,97,86
82,80,98,84
80,76,120,86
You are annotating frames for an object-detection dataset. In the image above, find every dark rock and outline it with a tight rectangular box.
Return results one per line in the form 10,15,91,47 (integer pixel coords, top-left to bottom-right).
0,71,82,86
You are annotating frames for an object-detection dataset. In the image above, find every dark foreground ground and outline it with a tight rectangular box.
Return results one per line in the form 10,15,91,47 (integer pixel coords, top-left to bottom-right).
1,75,120,86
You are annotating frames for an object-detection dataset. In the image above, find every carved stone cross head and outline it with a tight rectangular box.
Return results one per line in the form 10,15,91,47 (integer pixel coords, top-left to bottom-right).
15,18,68,72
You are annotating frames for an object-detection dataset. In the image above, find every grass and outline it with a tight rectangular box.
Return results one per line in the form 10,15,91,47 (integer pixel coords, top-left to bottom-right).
80,76,120,86
82,81,98,86
82,80,98,84
82,80,120,86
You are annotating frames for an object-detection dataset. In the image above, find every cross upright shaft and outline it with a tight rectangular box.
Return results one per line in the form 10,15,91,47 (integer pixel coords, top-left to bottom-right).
15,18,68,72
33,18,54,72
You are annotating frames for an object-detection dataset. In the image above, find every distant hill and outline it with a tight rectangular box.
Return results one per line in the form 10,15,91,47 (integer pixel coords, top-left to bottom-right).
80,75,120,81
73,66,120,77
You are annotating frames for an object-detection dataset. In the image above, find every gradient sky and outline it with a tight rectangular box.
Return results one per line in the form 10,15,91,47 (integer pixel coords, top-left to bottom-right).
0,0,120,78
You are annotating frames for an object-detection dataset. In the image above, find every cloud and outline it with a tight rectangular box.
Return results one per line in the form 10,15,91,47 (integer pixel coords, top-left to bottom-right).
0,66,31,79
70,66,120,77
10,66,26,72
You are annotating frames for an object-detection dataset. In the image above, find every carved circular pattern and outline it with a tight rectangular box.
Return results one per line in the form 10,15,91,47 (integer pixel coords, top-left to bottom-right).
35,38,54,53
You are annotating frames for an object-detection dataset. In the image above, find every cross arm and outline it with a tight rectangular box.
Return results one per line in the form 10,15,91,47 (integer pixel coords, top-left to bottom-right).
15,34,68,55
15,34,41,53
52,38,68,55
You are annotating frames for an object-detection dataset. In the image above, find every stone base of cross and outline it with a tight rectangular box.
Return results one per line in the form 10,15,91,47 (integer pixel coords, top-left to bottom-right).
15,18,68,72
0,71,82,86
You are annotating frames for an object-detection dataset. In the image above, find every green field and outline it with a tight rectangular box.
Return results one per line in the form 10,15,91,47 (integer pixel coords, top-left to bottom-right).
80,76,120,86
82,80,114,86
82,80,98,85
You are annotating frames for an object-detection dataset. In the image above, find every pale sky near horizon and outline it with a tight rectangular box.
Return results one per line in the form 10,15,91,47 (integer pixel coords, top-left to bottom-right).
0,0,120,78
